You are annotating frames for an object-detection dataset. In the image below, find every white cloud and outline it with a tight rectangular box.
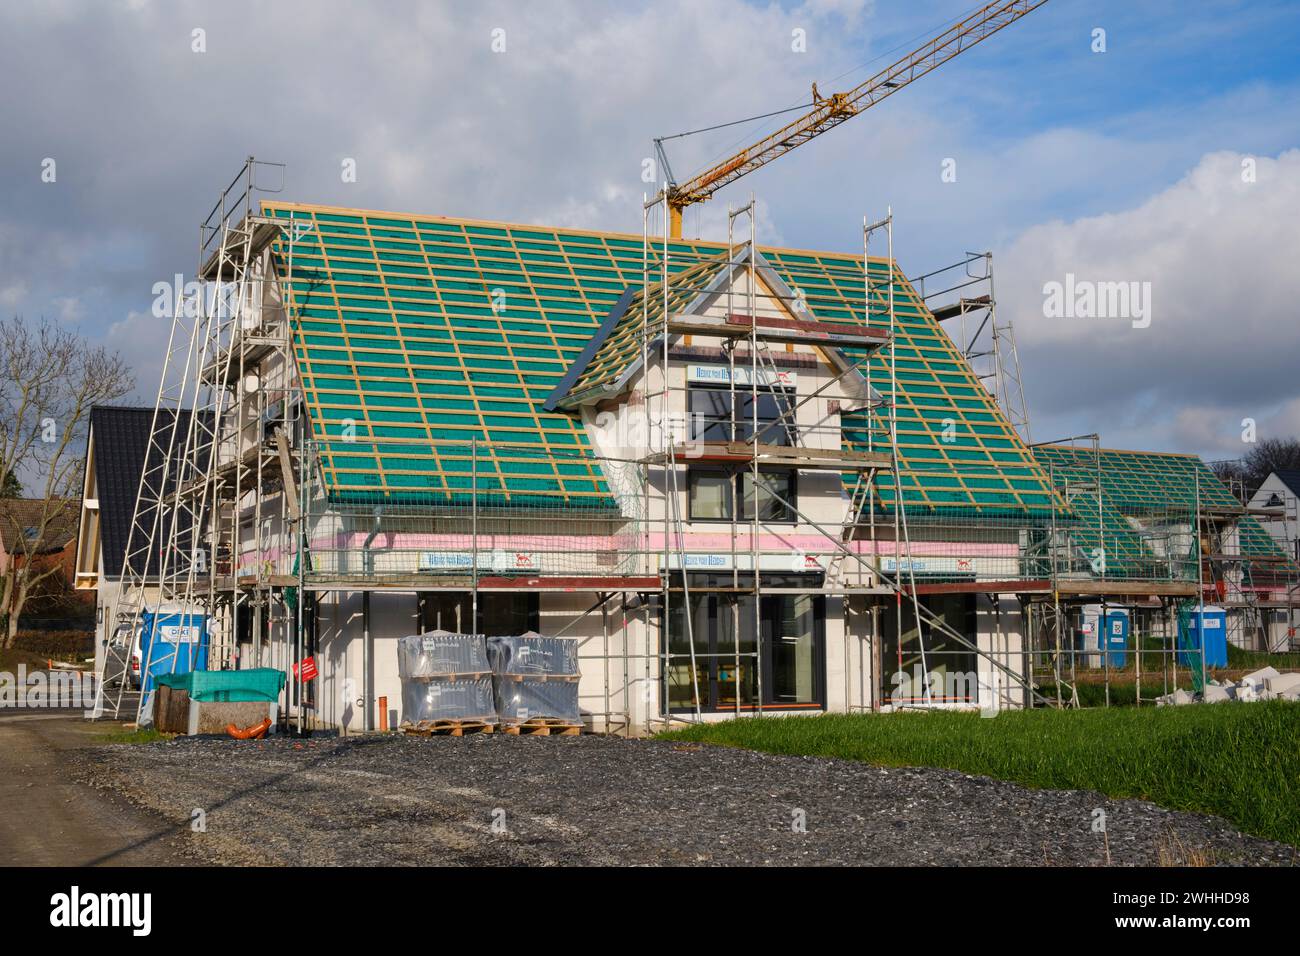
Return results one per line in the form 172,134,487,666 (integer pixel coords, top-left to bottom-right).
997,149,1300,454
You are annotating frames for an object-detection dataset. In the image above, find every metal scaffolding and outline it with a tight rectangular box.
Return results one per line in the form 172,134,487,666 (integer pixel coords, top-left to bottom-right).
91,163,1298,734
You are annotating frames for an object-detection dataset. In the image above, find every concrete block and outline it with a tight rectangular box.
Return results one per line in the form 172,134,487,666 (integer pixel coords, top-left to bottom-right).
1277,684,1300,701
189,700,276,735
1201,684,1233,703
1170,689,1196,706
157,688,276,735
1265,672,1300,695
1243,666,1281,685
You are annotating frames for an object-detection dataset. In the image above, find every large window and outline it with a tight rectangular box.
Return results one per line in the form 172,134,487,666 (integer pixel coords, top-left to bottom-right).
879,594,979,704
689,385,795,445
665,573,824,712
689,468,796,523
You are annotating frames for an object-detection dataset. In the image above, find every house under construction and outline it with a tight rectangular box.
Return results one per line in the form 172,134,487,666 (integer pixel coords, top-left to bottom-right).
81,160,1299,732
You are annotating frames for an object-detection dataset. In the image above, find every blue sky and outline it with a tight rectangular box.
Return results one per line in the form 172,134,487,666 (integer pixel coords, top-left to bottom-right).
1,0,1297,459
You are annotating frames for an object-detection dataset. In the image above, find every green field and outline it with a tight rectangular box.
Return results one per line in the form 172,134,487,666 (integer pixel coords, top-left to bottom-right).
660,703,1300,847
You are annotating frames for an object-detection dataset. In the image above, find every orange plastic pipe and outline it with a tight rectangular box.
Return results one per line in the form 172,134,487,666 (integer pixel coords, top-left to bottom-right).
226,717,272,740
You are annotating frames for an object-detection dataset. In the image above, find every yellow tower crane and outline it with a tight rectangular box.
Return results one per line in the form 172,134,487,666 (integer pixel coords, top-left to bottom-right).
659,0,1051,237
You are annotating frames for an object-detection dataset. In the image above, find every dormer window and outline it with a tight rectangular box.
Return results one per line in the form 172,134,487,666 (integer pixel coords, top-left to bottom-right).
688,383,795,445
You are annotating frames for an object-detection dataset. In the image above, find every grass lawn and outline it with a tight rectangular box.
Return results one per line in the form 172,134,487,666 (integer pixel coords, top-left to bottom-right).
660,702,1300,847
95,728,172,745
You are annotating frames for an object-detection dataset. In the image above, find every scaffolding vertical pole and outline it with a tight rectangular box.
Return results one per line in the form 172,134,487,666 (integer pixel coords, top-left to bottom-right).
471,437,479,637
726,204,741,716
1134,600,1142,707
296,435,306,736
1049,462,1063,708
1196,468,1206,692
751,197,763,716
1102,595,1110,708
655,188,701,721
640,193,652,729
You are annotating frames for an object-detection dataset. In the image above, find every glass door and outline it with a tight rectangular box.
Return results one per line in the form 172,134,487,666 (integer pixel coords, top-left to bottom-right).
666,574,824,712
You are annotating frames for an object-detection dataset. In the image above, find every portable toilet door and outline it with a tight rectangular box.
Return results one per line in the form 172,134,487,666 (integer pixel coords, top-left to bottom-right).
1100,607,1128,669
138,605,209,695
1184,605,1228,669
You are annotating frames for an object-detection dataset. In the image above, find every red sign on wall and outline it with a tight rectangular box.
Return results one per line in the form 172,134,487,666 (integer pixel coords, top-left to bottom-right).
293,656,319,682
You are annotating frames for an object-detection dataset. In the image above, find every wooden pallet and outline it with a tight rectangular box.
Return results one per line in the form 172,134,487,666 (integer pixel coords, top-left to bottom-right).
401,718,496,737
406,671,492,682
496,672,580,683
500,717,582,737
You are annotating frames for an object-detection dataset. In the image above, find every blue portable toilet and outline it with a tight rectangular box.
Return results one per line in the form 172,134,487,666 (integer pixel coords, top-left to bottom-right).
138,605,209,695
1180,605,1227,669
1079,605,1129,668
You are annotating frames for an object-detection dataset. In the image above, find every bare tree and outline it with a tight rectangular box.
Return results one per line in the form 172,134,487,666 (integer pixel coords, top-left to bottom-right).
0,317,132,648
1209,458,1248,501
1210,439,1300,502
1241,438,1300,494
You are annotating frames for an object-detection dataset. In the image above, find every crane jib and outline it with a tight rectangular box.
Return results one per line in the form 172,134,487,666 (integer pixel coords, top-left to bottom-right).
664,0,1051,233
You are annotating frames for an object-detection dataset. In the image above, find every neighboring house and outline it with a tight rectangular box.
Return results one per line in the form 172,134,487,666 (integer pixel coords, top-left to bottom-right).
1245,470,1300,649
1248,470,1300,563
1036,447,1299,652
74,406,200,672
0,497,90,626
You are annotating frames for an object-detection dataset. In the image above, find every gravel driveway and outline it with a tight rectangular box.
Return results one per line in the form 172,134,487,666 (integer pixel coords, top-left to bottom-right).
77,734,1295,866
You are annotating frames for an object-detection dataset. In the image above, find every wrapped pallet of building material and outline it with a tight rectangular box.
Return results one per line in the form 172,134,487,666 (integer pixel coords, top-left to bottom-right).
401,677,495,727
397,631,495,731
487,632,581,728
397,630,491,679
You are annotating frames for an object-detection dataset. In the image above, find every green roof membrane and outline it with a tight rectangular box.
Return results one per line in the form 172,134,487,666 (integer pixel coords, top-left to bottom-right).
265,203,1057,512
1032,445,1295,573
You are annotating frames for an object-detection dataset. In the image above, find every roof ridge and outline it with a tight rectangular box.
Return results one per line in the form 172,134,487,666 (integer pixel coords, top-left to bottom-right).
1038,443,1204,460
261,199,898,265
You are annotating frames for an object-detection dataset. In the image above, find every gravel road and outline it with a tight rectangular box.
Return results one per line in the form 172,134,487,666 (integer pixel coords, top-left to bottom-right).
0,713,190,866
75,733,1295,866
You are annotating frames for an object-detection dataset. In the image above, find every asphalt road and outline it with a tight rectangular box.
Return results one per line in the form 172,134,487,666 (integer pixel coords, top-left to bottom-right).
0,712,190,866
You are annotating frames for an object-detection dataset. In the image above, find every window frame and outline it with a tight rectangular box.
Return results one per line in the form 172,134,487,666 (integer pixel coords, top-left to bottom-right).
687,383,796,446
687,466,798,524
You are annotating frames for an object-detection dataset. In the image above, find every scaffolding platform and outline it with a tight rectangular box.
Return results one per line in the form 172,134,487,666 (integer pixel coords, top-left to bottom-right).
295,575,661,593
1053,580,1200,598
649,441,891,472
930,294,991,322
199,215,284,281
201,336,289,388
665,311,891,348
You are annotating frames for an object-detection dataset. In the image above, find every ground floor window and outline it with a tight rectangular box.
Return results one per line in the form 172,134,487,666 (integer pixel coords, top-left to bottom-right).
879,593,979,704
419,591,538,636
664,573,824,712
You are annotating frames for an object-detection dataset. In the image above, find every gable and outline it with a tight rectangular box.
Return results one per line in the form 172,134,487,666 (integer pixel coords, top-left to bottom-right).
86,406,201,578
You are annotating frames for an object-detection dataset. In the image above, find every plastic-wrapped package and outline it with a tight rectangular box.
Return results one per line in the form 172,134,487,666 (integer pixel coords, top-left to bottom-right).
401,677,495,725
397,631,490,679
487,632,581,724
397,631,495,728
493,676,580,724
485,632,578,677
